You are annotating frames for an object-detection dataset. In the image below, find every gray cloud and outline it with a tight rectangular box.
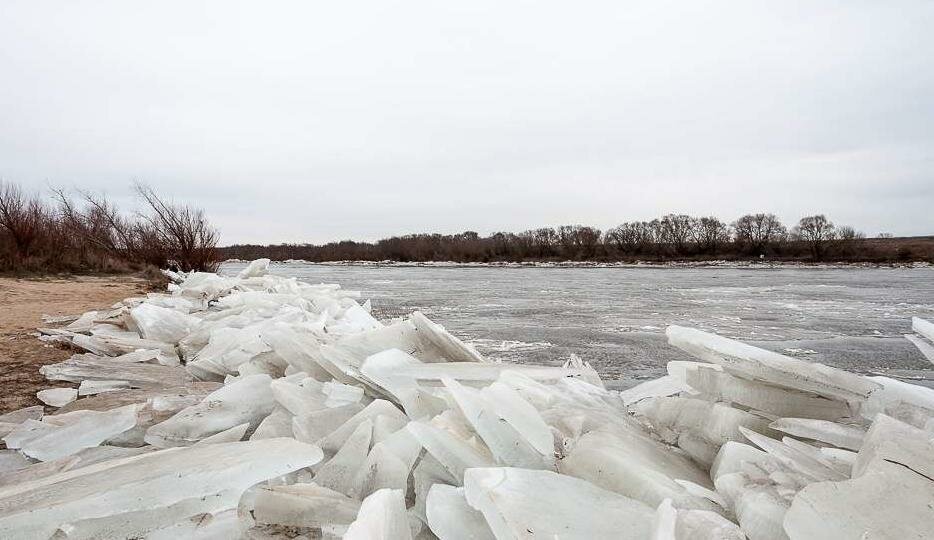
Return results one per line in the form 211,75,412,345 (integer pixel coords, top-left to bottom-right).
1,0,932,243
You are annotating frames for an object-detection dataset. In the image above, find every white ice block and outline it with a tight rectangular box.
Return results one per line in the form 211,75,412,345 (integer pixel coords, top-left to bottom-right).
784,458,934,540
0,438,323,538
464,467,654,540
426,484,495,540
344,488,412,540
130,303,199,343
666,325,880,403
768,418,865,451
36,388,78,408
145,374,275,447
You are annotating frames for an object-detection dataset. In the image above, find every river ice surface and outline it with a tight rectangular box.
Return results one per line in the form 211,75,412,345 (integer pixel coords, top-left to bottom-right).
221,263,934,389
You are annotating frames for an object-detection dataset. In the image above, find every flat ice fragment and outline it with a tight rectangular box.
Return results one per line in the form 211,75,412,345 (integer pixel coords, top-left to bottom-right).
710,441,767,481
0,451,31,475
674,508,746,540
652,498,677,540
635,396,773,447
37,388,78,407
270,378,327,416
619,375,688,405
78,379,131,395
193,422,250,445
71,445,153,469
130,303,199,343
559,430,719,512
463,467,654,539
666,325,879,402
317,399,406,454
252,482,360,530
72,333,177,357
361,349,443,419
406,421,495,482
141,508,244,540
444,378,551,469
110,349,178,366
411,311,486,362
426,484,495,540
481,380,554,455
40,355,190,389
145,374,275,447
250,407,294,441
413,454,459,521
715,476,790,540
676,363,852,421
912,316,934,343
353,441,411,499
322,381,365,405
861,375,934,428
905,333,934,364
0,438,323,538
740,427,846,483
291,403,363,445
186,326,272,380
2,419,56,450
313,420,372,497
853,414,934,479
0,455,80,487
768,418,864,451
783,458,934,540
344,488,412,540
65,310,100,332
19,404,140,462
0,405,43,424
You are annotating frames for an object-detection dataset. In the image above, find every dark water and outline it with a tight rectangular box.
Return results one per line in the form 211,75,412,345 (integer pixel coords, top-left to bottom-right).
222,263,934,389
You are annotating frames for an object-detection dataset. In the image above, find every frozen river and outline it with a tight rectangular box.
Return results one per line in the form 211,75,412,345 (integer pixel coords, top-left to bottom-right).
221,262,934,389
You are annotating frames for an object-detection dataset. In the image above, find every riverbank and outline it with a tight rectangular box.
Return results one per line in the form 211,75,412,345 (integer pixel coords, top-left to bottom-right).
0,276,149,413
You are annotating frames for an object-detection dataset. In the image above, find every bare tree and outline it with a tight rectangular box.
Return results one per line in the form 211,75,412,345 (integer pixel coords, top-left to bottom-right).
53,188,141,261
793,214,835,259
606,222,651,254
660,214,695,254
134,183,219,271
531,228,558,258
556,225,602,259
836,225,864,241
732,213,786,255
692,216,731,253
0,182,47,261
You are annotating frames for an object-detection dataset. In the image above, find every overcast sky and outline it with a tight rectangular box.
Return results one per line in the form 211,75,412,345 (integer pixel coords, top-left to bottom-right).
1,1,932,244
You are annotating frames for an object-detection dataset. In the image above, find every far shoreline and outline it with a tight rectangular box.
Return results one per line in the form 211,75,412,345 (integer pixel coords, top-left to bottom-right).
221,258,934,270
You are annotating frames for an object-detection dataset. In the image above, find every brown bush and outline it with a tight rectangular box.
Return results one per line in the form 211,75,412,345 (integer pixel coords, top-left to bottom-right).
0,181,219,275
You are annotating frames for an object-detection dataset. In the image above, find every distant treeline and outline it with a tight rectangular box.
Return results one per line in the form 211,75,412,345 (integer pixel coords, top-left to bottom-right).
0,181,219,274
221,213,933,264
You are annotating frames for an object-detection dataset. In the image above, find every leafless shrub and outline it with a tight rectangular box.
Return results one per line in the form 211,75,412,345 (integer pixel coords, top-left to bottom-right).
0,181,218,274
134,184,218,272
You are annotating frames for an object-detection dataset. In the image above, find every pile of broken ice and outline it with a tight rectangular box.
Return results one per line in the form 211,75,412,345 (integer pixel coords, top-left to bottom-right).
3,258,933,539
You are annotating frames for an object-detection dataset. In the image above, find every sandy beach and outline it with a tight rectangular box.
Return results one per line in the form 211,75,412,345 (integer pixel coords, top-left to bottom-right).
0,276,149,413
